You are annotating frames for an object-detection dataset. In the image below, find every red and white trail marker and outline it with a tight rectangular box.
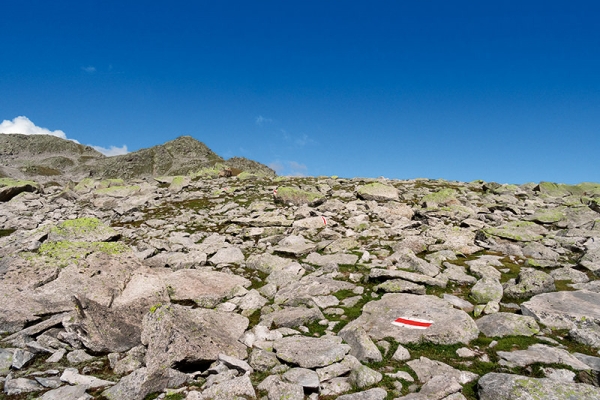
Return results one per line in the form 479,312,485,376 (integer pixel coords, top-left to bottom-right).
321,216,327,225
391,317,433,330
273,188,278,195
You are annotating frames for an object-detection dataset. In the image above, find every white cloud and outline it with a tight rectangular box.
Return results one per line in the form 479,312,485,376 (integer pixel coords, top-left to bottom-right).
268,161,284,174
294,134,314,147
288,161,308,176
82,66,96,73
0,116,67,138
91,145,129,157
255,115,273,126
0,116,129,156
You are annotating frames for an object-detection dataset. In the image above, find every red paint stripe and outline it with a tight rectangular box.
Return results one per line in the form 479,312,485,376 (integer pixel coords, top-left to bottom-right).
322,216,327,225
394,318,432,328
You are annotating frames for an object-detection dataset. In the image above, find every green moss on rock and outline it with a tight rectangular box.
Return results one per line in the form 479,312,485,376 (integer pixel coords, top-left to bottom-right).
274,186,324,206
37,241,130,267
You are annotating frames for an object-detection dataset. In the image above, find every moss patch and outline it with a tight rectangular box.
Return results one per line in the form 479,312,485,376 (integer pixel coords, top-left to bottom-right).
37,241,129,267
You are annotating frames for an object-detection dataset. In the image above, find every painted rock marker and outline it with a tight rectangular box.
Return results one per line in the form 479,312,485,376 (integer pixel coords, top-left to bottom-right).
392,317,433,330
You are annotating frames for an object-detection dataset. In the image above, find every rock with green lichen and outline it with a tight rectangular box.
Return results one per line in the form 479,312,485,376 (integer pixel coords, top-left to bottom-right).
476,312,540,337
470,277,503,304
274,186,325,206
47,217,120,243
36,241,129,267
484,221,548,242
356,182,398,202
420,188,458,208
478,372,600,400
0,177,41,202
504,268,555,299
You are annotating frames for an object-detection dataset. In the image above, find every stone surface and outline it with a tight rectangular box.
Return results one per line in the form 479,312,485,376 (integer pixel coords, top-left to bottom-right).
476,312,540,337
521,290,600,329
497,344,591,370
141,304,249,371
478,372,600,400
340,293,479,345
273,336,350,368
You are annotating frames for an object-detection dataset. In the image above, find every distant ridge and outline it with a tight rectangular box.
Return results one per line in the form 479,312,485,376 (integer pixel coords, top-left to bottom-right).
0,134,275,182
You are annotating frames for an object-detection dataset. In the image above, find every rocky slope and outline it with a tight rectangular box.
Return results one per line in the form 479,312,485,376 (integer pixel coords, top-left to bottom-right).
1,172,600,399
0,134,275,183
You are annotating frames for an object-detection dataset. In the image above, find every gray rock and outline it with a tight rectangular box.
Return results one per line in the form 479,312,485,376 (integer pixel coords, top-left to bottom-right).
418,374,462,399
369,268,447,287
470,277,503,304
338,325,383,362
246,253,292,274
340,293,479,345
163,269,250,307
260,306,324,328
34,376,63,389
249,348,280,372
550,266,590,283
282,367,320,390
257,375,304,400
208,246,245,265
391,344,411,361
357,182,399,202
407,356,478,384
336,387,388,400
570,322,600,349
218,353,253,374
478,372,600,400
194,374,256,399
375,279,426,295
442,294,474,313
66,349,95,364
0,348,14,376
111,345,146,375
521,290,600,329
274,274,355,304
316,354,361,382
273,336,350,368
272,235,316,256
3,373,43,396
11,348,34,369
476,312,540,337
305,252,359,267
102,367,173,400
484,221,548,242
141,304,249,372
320,377,353,397
47,217,120,243
59,368,113,389
348,365,383,388
503,268,555,299
497,344,591,370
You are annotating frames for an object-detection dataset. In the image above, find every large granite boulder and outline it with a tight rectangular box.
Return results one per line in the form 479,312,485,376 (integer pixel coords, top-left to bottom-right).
521,290,600,329
340,293,479,345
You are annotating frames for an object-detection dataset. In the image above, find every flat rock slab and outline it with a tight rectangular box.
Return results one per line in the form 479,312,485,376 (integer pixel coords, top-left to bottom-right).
47,217,119,243
357,183,399,202
273,336,350,368
340,293,479,345
476,312,540,337
497,344,591,370
141,304,249,371
260,306,324,328
484,221,548,242
521,290,600,329
162,269,250,307
478,372,600,400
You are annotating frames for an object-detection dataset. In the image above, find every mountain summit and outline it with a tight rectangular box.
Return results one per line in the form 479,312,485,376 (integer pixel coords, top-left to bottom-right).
0,134,275,182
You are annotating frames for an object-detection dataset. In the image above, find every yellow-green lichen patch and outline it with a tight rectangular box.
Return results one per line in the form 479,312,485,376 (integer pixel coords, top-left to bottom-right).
274,186,324,206
48,217,120,243
94,185,141,197
37,241,130,267
74,178,96,193
484,221,546,242
420,188,458,208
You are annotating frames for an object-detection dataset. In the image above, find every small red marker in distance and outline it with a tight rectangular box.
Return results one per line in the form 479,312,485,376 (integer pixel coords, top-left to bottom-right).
273,188,278,195
321,216,327,225
391,317,433,330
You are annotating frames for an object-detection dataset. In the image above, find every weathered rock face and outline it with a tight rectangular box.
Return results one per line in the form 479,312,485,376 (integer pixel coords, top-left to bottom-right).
141,304,249,371
1,165,600,399
340,294,479,345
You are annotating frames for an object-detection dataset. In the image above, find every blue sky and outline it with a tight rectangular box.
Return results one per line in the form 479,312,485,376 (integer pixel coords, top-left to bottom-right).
1,1,599,183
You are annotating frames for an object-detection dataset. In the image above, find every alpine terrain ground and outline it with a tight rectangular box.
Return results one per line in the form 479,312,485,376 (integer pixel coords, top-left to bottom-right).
1,134,600,400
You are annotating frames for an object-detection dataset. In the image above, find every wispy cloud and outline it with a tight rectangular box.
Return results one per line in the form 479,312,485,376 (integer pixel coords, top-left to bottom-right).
91,145,128,156
294,134,314,147
0,116,67,138
82,66,96,73
255,115,273,126
0,116,128,156
269,160,308,177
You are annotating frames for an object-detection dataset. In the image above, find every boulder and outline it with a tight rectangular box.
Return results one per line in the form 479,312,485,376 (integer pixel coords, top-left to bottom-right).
273,336,350,368
521,290,600,329
503,268,555,299
141,304,249,371
357,182,399,202
478,372,600,400
476,312,540,337
340,294,479,345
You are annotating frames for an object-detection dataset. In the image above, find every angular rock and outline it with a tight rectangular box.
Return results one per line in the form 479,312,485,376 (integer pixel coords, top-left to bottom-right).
503,268,555,299
336,387,388,400
208,246,245,265
257,375,304,400
163,269,250,307
338,325,383,363
3,374,43,396
407,356,478,384
476,312,540,337
478,372,600,400
260,306,324,328
40,384,92,400
60,367,115,388
497,344,591,370
470,277,503,304
348,365,383,388
521,290,600,329
340,294,479,345
194,374,256,399
273,336,350,368
282,367,320,390
141,304,249,371
357,182,399,202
